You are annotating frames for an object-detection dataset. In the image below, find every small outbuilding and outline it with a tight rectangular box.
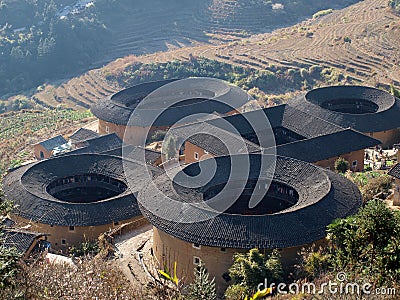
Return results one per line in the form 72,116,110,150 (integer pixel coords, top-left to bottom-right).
2,228,47,259
68,128,99,149
33,135,68,160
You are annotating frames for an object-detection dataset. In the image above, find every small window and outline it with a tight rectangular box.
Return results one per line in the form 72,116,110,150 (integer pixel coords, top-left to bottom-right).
69,226,74,231
193,256,201,265
192,243,201,249
61,239,66,245
194,152,199,160
222,272,231,282
220,247,226,252
40,151,44,159
50,225,54,228
352,160,357,167
105,125,110,133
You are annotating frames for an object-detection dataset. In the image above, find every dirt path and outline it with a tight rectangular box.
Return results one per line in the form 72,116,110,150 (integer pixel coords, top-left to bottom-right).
113,224,155,290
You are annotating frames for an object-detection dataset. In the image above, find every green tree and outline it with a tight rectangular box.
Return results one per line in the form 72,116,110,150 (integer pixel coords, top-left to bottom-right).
334,157,349,173
390,84,400,98
0,191,22,291
162,134,177,160
69,241,100,257
187,264,216,300
327,200,400,285
225,248,283,298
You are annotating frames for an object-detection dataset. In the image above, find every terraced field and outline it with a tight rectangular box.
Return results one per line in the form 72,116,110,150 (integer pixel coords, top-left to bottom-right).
95,0,360,64
33,0,400,110
137,0,399,85
0,109,95,175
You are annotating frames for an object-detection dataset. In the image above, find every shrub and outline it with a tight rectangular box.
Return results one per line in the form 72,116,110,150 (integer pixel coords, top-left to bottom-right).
299,247,331,279
69,241,100,257
390,84,400,98
225,284,248,300
312,9,333,19
148,130,167,143
187,264,216,300
327,200,400,285
21,257,143,299
361,175,393,202
225,248,283,296
343,36,351,43
0,195,22,297
334,157,349,173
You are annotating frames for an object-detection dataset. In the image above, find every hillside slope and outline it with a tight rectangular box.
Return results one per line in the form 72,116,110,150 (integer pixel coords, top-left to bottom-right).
0,109,94,175
96,0,360,63
33,0,400,110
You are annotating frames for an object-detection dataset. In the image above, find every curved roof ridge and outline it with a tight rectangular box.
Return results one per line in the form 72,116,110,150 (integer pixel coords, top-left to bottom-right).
138,154,362,249
3,154,161,226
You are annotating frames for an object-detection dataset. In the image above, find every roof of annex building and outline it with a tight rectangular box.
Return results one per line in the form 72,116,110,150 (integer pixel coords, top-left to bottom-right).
37,135,67,151
171,104,380,161
388,163,400,179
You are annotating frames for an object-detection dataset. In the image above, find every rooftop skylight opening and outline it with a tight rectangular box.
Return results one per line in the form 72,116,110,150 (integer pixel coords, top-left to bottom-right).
46,173,127,203
320,98,379,114
203,179,299,215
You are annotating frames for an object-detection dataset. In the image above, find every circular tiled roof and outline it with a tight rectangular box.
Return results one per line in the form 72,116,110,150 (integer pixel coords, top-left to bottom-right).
138,154,362,249
90,79,250,127
290,85,400,132
3,154,160,226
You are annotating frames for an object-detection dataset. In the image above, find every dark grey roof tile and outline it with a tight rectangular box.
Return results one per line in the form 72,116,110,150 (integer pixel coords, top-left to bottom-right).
2,229,44,253
69,128,99,142
3,154,162,227
389,163,400,179
138,155,362,249
289,86,400,133
38,135,67,151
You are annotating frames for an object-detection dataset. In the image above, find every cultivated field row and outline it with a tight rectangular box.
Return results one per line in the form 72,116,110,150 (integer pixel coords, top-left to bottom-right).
32,0,400,110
